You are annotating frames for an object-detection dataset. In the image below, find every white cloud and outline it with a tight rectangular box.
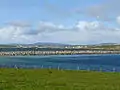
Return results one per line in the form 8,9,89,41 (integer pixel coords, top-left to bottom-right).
6,21,31,27
0,21,120,44
117,16,120,24
0,26,29,43
76,21,105,31
37,21,72,33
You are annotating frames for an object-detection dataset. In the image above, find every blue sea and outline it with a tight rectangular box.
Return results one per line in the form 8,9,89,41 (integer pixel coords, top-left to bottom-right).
0,54,120,72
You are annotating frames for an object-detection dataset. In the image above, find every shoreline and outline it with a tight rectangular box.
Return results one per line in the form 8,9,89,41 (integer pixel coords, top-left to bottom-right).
0,50,120,56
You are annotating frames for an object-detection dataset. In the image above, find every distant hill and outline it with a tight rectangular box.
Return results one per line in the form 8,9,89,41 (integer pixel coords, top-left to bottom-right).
1,42,120,48
93,43,119,46
0,45,16,48
0,42,71,48
100,43,118,45
33,42,70,46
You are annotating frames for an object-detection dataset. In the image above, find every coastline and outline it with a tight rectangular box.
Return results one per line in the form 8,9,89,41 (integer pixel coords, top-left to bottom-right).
0,50,120,56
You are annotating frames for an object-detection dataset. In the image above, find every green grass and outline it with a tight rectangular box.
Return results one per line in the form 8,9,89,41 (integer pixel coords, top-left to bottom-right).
0,68,120,90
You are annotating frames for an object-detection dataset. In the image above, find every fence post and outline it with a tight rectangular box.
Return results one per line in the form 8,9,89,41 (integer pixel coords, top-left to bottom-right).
49,66,51,69
77,65,79,70
58,64,60,70
113,67,116,72
41,65,43,68
87,67,90,71
34,65,36,69
14,65,18,69
99,67,102,72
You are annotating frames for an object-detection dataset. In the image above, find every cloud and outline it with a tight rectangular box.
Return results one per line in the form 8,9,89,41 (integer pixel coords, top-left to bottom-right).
116,16,120,24
0,26,33,43
74,21,120,44
1,21,120,44
37,21,75,33
6,21,31,27
76,21,106,31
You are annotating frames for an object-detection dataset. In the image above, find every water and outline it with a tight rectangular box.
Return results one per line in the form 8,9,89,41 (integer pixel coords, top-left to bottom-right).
0,54,120,72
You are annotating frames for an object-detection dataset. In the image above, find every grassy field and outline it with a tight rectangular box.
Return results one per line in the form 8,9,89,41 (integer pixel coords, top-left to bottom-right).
0,68,120,90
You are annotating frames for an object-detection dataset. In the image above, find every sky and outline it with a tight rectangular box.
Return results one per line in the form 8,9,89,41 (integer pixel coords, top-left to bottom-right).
0,0,120,44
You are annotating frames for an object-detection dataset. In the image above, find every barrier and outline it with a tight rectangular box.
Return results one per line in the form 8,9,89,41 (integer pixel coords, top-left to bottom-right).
0,64,119,72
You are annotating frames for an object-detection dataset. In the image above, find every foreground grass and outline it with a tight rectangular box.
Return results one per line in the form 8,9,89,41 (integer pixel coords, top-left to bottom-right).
0,69,120,90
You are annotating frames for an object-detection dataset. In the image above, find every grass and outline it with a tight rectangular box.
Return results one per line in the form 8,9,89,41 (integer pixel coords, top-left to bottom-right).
0,68,120,90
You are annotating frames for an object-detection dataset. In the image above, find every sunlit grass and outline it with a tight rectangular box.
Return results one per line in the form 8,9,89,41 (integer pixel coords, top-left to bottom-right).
0,68,120,90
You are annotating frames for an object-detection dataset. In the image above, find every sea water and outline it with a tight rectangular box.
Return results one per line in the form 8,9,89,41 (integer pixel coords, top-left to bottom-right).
0,54,120,72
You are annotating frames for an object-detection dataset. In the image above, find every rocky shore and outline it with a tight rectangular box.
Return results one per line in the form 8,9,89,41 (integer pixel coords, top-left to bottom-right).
0,50,120,56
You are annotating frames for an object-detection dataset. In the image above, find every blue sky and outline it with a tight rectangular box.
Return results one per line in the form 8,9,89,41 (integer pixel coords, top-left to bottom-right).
0,0,120,44
0,0,103,25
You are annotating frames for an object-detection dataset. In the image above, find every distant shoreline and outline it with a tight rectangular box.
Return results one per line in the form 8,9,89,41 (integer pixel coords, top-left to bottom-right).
0,50,120,56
